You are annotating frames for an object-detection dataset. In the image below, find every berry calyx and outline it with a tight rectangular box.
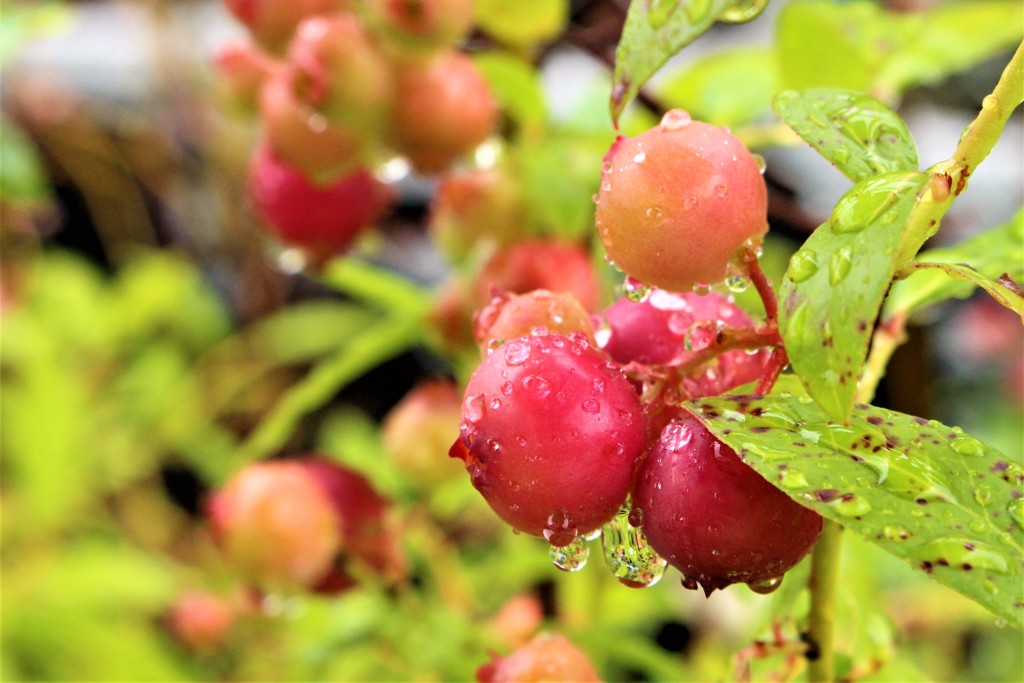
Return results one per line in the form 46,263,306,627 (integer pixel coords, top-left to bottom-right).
452,333,647,544
631,414,822,595
595,110,768,292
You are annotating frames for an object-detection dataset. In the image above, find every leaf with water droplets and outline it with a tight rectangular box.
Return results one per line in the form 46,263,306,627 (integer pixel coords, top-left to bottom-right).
780,171,929,421
884,208,1024,321
690,394,1024,629
610,0,738,125
900,262,1024,318
772,88,919,183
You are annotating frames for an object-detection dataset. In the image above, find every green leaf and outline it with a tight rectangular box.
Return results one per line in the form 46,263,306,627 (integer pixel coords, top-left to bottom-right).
772,88,919,183
689,394,1024,628
0,115,50,205
473,52,548,139
475,0,568,48
320,258,431,318
249,301,378,365
780,172,929,421
653,47,777,129
611,0,736,124
884,209,1024,320
901,263,1024,318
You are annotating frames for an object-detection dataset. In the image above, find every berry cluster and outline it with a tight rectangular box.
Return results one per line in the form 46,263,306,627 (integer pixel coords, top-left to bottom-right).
452,110,822,596
217,0,495,263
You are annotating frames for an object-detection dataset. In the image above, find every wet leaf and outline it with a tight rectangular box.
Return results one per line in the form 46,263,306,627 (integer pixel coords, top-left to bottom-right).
884,209,1024,320
772,89,918,183
611,0,736,125
779,172,929,421
690,394,1024,629
900,263,1024,319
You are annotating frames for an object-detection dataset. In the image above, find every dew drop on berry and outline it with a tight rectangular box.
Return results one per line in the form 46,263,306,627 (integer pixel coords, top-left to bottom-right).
624,277,650,302
752,153,767,174
724,275,749,293
504,339,531,366
628,507,645,528
633,151,647,164
692,282,711,296
550,535,589,572
544,509,579,547
490,398,502,410
714,183,729,198
463,393,486,423
747,576,783,594
582,399,600,414
501,381,514,395
660,420,693,452
521,374,551,399
600,503,667,588
660,109,692,131
684,196,699,210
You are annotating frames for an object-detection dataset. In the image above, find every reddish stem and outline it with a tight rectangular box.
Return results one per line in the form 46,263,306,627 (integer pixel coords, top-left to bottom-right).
740,246,788,394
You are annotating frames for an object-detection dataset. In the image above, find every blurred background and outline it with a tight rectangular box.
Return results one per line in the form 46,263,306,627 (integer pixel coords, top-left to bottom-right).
1,0,1021,680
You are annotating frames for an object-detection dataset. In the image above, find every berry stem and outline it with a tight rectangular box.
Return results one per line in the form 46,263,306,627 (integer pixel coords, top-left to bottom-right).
738,246,788,395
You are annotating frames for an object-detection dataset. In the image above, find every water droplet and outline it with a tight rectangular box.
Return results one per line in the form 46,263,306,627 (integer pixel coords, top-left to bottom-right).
504,340,531,366
747,575,783,594
550,535,589,572
832,147,851,164
660,108,692,131
829,246,853,286
882,525,910,541
647,0,681,29
1007,499,1023,529
463,393,485,422
633,151,647,164
855,452,890,485
714,183,728,198
692,282,711,296
544,509,578,547
724,275,749,293
784,301,810,349
719,0,769,23
489,397,502,410
600,503,667,588
521,374,551,399
787,249,819,283
661,420,693,451
645,206,665,221
826,493,872,518
779,470,809,490
973,485,993,507
624,277,650,302
752,154,767,174
919,538,1010,573
950,435,986,457
684,320,722,352
501,381,514,395
582,398,600,414
628,507,645,527
830,172,925,235
684,196,699,210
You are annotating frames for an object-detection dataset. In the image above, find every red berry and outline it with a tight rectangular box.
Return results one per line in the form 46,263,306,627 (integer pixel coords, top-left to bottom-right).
167,590,235,653
366,0,475,57
428,166,525,259
452,333,647,544
390,50,498,173
476,634,601,683
598,289,768,396
382,380,465,487
474,289,596,356
595,110,768,292
213,40,279,113
631,414,822,595
477,240,601,312
249,142,390,260
207,460,342,590
224,0,351,53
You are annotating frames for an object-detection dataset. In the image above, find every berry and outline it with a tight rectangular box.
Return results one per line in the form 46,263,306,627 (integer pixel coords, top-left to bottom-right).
476,634,601,683
166,590,235,653
477,240,601,312
474,289,596,356
598,289,768,396
390,50,498,173
428,166,525,259
207,460,342,590
382,379,464,487
595,110,768,292
287,13,394,138
366,0,475,57
631,414,822,595
249,142,390,261
259,69,367,182
224,0,350,53
451,333,647,544
213,40,279,113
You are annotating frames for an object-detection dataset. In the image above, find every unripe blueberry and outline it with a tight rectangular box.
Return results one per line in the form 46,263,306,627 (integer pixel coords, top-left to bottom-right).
452,333,647,544
259,69,368,182
207,460,342,590
382,379,464,487
632,414,822,595
224,0,351,53
477,240,601,312
366,0,475,58
390,50,498,173
476,634,601,683
249,142,390,261
473,289,596,356
287,13,394,137
595,110,768,292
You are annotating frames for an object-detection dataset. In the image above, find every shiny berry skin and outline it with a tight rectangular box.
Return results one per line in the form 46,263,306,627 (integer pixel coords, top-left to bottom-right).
473,289,596,356
598,289,768,396
207,460,342,590
452,333,647,544
632,414,822,595
595,110,768,292
249,142,390,261
476,634,601,683
390,50,498,173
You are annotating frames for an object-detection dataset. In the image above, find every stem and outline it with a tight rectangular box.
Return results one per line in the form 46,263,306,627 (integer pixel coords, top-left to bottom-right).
804,42,1024,682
